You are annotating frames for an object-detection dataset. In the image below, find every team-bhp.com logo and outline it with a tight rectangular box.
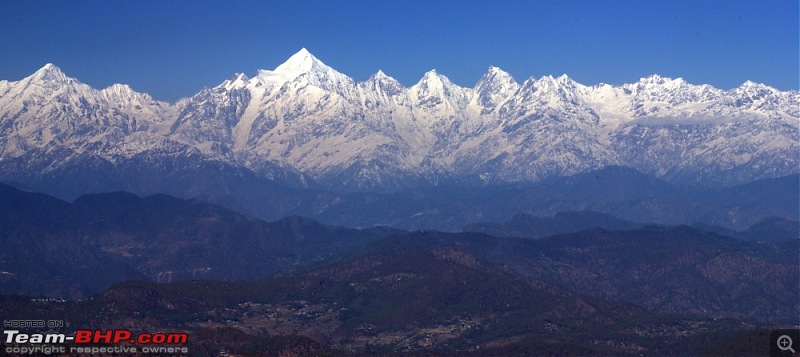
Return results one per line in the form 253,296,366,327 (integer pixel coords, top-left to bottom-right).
4,329,189,355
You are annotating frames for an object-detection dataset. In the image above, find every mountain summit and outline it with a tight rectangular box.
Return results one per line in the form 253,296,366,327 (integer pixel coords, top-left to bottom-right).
31,63,70,84
273,47,324,76
253,48,353,93
0,50,797,196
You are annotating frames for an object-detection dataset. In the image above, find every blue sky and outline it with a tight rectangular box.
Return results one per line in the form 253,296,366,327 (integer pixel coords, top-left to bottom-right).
1,0,797,102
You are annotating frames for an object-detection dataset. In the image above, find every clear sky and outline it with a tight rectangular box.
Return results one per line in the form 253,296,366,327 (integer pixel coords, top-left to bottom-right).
1,0,797,102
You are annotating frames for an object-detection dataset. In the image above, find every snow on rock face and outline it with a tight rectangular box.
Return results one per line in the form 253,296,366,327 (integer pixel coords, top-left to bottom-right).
472,66,519,115
1,49,798,192
273,48,323,79
0,64,178,164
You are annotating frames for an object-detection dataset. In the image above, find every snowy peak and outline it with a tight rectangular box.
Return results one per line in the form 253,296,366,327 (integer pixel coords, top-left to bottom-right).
729,80,785,111
630,74,688,89
625,75,695,96
534,74,578,89
31,63,70,83
102,83,139,98
4,63,98,107
270,48,348,83
370,70,393,81
515,74,583,106
256,48,353,93
473,66,519,114
735,80,777,94
23,63,75,91
615,75,729,115
637,74,670,85
366,70,404,96
475,66,518,91
417,69,441,84
368,69,400,84
99,83,163,107
487,66,507,75
410,70,469,109
424,69,453,84
413,69,460,93
37,63,60,72
739,80,766,88
273,47,325,77
218,73,250,91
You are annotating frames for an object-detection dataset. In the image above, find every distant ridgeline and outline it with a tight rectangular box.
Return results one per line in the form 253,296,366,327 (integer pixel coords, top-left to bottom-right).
0,183,797,356
0,49,796,196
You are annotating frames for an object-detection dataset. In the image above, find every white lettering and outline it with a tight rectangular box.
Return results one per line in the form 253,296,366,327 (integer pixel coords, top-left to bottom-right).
3,330,19,343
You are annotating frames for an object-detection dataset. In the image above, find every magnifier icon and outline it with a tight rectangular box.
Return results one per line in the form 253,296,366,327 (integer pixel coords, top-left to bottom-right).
778,335,796,353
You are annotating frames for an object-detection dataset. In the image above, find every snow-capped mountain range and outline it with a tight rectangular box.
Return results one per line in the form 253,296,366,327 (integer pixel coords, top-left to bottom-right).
0,49,797,193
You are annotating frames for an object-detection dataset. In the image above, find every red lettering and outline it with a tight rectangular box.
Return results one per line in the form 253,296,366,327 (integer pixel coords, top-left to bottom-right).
166,333,188,344
93,330,113,344
138,333,151,344
113,330,131,344
151,333,166,344
73,329,188,345
74,330,92,344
